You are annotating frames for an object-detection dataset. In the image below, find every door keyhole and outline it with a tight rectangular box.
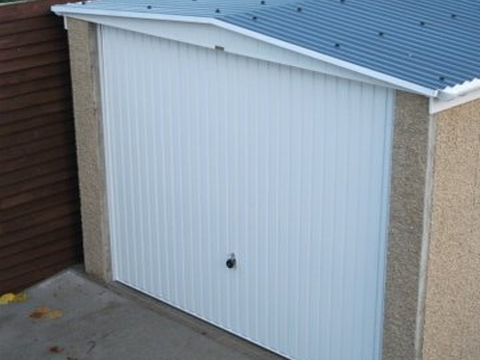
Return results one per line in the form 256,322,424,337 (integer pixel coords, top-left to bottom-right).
226,253,236,269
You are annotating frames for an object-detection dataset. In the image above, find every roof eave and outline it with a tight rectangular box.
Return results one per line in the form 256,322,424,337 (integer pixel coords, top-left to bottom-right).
52,4,439,98
430,79,480,114
436,79,480,101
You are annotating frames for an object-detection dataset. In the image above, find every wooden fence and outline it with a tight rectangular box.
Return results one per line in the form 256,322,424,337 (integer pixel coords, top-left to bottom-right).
0,0,83,293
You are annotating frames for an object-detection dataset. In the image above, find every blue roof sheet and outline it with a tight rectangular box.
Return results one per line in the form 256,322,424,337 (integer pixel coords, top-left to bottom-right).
59,0,480,90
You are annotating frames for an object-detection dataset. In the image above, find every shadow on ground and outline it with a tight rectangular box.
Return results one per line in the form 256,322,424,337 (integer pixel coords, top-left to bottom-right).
0,269,284,360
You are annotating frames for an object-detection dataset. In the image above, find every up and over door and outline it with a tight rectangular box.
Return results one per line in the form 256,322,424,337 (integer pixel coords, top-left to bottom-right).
99,25,394,360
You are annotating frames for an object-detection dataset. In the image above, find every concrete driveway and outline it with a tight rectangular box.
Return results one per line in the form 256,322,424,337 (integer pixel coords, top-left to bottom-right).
0,269,284,360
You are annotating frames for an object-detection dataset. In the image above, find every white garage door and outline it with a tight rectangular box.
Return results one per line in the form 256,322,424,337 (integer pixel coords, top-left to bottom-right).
99,26,394,360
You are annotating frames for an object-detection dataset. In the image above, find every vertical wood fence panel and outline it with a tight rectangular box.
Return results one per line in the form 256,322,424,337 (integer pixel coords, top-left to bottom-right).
0,0,82,293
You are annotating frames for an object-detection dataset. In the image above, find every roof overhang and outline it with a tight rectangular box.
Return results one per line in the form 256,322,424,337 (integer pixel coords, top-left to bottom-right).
52,4,480,114
430,79,480,114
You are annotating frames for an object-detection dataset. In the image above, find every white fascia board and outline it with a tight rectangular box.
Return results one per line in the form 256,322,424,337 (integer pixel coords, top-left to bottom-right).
215,20,437,97
430,78,480,113
437,78,480,101
430,87,480,114
63,13,401,89
52,5,438,97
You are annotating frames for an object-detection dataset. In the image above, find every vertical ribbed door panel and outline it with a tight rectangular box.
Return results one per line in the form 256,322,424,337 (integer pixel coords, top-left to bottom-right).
99,26,394,360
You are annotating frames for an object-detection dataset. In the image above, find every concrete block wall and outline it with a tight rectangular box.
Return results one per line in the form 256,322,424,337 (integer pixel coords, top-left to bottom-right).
66,19,111,282
423,99,480,360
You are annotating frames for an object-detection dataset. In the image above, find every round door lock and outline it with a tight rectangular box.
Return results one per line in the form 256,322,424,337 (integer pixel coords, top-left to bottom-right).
226,253,236,269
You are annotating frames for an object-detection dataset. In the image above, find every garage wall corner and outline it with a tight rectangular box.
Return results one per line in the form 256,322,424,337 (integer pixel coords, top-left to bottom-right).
422,98,480,360
66,19,112,282
383,91,433,360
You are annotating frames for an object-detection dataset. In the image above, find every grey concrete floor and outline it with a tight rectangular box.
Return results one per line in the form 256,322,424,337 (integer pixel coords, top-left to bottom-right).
0,269,285,360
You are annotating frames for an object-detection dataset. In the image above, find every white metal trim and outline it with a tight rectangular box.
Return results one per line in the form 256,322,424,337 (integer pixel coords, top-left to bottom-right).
374,89,396,360
213,19,436,97
63,14,398,88
429,88,480,114
437,78,480,101
96,24,120,281
53,5,437,97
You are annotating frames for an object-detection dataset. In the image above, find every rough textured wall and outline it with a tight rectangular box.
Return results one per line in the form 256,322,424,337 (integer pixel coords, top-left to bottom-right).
423,99,480,360
383,92,431,360
67,19,111,281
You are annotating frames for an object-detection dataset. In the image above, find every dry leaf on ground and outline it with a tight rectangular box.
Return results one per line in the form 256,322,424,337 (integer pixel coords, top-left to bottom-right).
49,346,64,353
0,293,15,305
29,306,63,319
0,292,27,305
12,293,27,303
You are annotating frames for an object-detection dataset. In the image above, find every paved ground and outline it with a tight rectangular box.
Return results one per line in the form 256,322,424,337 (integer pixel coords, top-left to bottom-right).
0,269,284,360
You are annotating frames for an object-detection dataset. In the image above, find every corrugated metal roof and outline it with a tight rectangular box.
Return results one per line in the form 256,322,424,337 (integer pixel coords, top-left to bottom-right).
56,0,480,91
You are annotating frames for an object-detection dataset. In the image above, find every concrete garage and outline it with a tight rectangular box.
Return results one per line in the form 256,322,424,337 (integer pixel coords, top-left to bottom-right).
52,1,480,360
